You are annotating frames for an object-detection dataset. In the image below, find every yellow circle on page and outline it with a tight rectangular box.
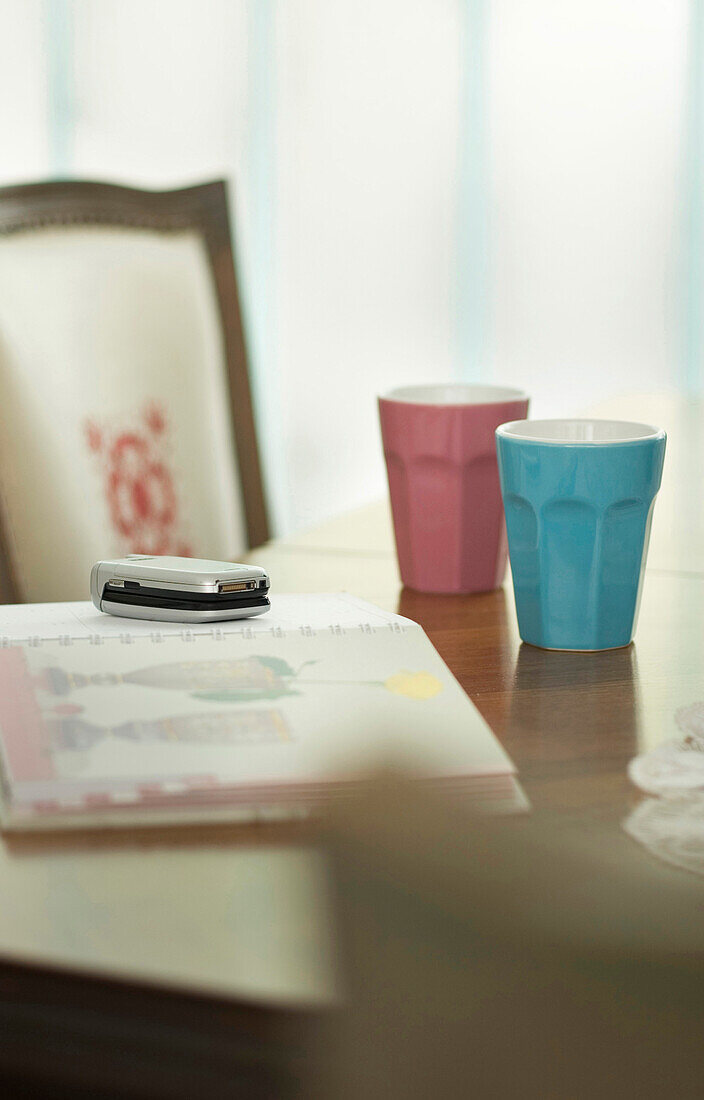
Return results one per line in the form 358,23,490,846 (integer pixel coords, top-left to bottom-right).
383,671,443,699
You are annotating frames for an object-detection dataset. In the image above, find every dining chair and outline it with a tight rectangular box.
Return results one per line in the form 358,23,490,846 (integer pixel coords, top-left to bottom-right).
316,775,704,1099
0,179,269,603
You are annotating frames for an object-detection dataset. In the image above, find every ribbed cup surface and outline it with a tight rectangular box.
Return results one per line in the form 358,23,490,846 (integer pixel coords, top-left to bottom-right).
496,427,666,650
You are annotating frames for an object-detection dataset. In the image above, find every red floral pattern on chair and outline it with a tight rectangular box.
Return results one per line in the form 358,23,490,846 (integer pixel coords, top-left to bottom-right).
85,402,192,556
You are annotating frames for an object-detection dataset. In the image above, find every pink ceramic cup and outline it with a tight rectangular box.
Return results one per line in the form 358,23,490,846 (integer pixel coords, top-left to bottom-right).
379,384,529,593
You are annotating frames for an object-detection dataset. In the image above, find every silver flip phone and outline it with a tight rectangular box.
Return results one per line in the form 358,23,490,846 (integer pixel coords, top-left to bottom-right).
90,556,271,623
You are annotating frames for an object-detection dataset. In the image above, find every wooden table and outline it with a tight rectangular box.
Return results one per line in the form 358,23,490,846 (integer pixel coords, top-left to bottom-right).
251,392,704,814
0,392,702,1095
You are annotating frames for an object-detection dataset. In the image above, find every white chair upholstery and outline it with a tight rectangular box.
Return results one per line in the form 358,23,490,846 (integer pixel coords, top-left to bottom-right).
0,202,254,602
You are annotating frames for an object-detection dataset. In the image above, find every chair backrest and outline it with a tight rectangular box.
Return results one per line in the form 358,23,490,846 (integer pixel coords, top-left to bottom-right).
0,180,269,603
317,775,704,1099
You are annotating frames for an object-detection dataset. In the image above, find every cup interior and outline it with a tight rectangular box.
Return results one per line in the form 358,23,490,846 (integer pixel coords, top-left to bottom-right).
382,384,527,406
496,418,665,444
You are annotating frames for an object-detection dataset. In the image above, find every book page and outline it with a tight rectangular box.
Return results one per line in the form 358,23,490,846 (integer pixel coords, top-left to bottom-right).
0,623,516,826
0,593,410,642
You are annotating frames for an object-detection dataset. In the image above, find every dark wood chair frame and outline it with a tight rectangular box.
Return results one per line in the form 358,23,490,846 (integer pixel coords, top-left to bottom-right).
0,179,270,603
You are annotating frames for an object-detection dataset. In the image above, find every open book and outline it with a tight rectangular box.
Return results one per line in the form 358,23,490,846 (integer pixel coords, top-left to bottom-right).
0,594,525,829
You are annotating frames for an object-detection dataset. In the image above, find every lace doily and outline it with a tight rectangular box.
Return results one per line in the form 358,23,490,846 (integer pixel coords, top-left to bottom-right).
625,701,704,876
624,795,704,877
628,702,704,796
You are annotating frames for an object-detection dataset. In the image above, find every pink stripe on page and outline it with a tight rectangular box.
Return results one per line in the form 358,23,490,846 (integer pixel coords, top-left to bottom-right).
31,800,62,814
0,648,54,781
21,772,523,819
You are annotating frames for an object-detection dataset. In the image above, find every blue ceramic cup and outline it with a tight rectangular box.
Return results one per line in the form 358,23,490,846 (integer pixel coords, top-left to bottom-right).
495,419,666,651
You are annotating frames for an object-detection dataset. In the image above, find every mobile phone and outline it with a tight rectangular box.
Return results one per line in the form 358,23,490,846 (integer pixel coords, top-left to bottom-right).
90,556,271,623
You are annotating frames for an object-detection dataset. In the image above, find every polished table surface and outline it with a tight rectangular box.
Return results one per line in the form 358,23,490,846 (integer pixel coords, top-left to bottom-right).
0,392,703,1022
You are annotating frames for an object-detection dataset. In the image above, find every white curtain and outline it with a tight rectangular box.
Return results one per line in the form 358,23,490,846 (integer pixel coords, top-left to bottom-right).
0,0,692,536
488,0,688,412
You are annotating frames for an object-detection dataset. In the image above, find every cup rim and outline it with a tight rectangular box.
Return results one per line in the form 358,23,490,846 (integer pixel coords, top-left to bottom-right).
380,383,529,406
496,418,666,445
